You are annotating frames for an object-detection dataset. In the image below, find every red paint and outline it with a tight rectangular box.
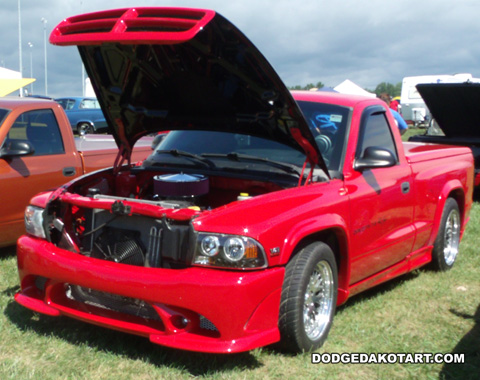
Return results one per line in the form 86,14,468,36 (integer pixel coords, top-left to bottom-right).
14,7,475,354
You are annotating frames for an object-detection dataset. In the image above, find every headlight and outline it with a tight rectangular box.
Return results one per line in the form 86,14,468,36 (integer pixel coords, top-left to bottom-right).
25,205,46,239
194,233,267,269
201,235,220,257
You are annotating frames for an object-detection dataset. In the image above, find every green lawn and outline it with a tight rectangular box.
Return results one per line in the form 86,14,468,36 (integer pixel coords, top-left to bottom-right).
1,163,478,379
403,126,425,141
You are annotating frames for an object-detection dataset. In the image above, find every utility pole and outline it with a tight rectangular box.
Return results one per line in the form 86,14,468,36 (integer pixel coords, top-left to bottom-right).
28,42,34,94
41,17,48,96
18,0,23,97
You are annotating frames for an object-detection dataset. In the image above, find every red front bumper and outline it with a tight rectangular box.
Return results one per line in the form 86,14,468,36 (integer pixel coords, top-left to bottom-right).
15,236,284,353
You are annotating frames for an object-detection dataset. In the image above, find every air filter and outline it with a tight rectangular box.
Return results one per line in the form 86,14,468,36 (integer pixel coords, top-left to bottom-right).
153,173,209,198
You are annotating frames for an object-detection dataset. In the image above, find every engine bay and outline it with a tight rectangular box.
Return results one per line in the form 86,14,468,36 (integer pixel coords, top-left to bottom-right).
48,167,286,269
72,167,286,211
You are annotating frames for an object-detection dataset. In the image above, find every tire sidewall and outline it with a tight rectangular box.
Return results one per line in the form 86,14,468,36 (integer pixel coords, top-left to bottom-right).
279,242,338,352
432,198,460,271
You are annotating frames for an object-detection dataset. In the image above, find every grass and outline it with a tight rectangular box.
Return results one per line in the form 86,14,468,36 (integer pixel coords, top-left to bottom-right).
403,126,426,141
1,137,478,379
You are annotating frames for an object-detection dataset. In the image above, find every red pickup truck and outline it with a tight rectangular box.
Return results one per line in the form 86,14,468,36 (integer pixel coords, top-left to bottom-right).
0,97,152,248
15,8,474,354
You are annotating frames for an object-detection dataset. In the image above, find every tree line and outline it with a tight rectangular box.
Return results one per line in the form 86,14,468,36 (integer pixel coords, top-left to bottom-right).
288,81,402,97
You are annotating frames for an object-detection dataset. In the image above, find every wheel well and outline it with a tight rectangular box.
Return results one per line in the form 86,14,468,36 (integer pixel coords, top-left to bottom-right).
448,189,465,225
77,121,94,128
289,229,348,293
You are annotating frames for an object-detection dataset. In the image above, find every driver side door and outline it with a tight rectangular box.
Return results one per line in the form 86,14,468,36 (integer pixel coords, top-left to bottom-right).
345,105,415,284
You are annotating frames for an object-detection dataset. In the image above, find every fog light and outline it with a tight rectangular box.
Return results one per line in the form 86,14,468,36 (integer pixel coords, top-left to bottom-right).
171,315,189,329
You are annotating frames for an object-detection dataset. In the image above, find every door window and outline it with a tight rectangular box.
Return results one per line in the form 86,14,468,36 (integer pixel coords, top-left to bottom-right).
357,108,398,161
7,109,64,156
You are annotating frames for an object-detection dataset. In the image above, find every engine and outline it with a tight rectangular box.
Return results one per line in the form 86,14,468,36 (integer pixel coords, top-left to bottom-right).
50,169,283,269
74,173,211,269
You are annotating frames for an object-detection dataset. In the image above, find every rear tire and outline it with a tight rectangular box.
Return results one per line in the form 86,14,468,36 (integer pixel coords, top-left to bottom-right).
431,198,461,271
278,242,338,353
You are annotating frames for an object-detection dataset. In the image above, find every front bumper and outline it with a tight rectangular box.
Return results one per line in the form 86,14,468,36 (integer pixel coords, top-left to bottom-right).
15,235,284,353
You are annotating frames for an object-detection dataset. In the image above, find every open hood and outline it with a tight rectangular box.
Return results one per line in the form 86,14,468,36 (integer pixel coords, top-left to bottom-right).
50,7,328,174
417,82,480,139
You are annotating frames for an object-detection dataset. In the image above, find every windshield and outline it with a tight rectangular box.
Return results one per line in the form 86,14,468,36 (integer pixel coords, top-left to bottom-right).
147,101,350,173
153,130,306,166
297,100,350,171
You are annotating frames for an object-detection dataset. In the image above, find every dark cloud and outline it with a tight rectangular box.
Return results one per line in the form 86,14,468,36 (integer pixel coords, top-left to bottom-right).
2,0,479,97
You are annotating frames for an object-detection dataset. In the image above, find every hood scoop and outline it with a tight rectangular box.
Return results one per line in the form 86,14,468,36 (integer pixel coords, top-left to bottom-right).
50,7,329,176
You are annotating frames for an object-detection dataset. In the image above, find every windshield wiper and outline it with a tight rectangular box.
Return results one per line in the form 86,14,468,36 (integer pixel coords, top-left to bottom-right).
202,152,302,176
155,149,216,169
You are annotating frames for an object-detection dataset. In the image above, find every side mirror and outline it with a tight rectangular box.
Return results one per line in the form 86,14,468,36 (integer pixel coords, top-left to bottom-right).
0,140,35,158
354,146,396,171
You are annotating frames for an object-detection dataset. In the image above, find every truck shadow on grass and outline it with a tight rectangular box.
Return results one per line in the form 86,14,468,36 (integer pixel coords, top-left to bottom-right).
2,300,262,376
439,303,480,380
2,269,424,375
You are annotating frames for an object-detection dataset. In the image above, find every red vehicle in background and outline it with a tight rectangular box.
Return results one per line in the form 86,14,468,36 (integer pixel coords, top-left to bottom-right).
15,8,473,354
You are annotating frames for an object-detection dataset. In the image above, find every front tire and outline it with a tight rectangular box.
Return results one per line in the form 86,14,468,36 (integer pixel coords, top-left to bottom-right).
431,198,461,271
279,242,338,353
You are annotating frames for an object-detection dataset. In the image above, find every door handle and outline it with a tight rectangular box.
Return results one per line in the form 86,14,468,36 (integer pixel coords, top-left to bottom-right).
63,167,76,177
401,181,410,194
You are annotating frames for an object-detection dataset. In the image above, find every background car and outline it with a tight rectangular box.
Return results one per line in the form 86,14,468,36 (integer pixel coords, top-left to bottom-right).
55,96,107,135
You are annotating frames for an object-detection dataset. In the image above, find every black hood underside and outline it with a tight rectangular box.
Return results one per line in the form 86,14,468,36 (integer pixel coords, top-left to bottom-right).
417,82,480,139
67,9,328,173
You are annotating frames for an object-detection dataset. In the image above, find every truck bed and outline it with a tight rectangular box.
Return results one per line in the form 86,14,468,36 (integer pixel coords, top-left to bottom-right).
76,135,153,171
402,141,473,163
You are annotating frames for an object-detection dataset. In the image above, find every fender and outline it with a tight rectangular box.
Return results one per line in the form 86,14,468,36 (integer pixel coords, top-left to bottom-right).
30,191,56,209
279,212,351,304
427,179,465,247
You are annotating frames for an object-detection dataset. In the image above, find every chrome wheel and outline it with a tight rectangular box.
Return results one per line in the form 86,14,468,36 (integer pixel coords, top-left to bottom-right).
303,260,334,340
279,242,338,353
78,123,93,136
443,208,460,266
432,198,461,271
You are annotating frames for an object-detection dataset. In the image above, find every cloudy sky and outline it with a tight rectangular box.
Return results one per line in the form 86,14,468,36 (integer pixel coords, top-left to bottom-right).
2,0,480,98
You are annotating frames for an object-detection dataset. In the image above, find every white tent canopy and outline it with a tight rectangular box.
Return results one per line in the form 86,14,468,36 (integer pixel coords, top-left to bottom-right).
334,79,376,98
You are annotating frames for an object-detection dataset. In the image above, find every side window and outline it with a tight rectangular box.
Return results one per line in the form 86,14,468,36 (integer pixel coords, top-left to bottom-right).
7,109,65,156
80,99,100,109
357,110,398,162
